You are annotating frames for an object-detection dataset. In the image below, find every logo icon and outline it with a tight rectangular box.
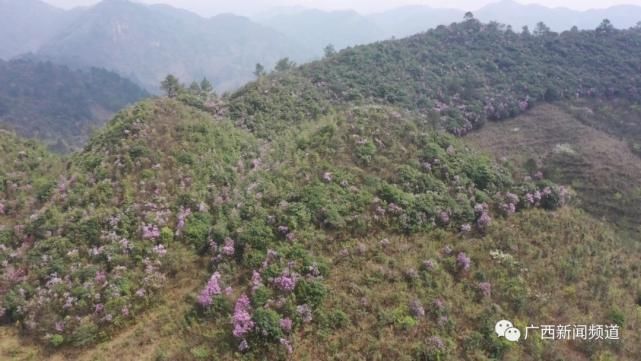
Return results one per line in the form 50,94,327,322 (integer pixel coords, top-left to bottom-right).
495,320,521,342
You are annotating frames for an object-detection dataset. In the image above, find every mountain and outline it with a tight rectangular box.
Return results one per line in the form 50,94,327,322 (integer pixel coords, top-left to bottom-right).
256,9,385,56
35,0,308,92
255,1,641,61
3,16,641,361
0,58,148,151
368,5,465,38
476,0,641,31
0,0,67,59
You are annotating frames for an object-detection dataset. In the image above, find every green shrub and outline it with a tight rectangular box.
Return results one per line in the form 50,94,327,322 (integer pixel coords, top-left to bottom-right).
183,212,212,251
295,280,327,308
49,334,65,347
253,308,283,342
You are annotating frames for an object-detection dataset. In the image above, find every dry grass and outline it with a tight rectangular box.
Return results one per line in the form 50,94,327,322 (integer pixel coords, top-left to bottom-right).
465,102,641,236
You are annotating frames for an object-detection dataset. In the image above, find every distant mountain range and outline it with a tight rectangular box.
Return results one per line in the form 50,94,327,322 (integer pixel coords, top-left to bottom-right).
256,1,641,48
1,0,308,92
0,0,66,59
1,0,641,93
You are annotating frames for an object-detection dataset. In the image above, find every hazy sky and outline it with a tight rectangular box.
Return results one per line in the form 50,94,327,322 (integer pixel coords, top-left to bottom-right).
42,0,641,16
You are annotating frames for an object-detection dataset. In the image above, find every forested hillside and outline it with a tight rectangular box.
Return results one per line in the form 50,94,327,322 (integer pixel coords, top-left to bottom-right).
0,59,148,151
229,17,641,137
1,18,641,361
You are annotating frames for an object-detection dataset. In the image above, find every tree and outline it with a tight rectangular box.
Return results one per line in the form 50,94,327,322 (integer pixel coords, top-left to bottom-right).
464,12,474,21
200,78,213,94
324,44,336,58
275,58,295,72
596,19,614,34
160,74,181,98
534,22,551,36
189,81,201,93
521,25,531,36
254,63,266,78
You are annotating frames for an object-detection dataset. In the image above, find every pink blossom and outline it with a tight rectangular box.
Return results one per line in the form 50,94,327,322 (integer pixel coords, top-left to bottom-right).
232,294,255,338
176,207,191,235
474,203,488,215
238,339,249,352
456,252,471,272
429,336,445,350
437,211,450,225
251,271,263,292
409,299,425,318
0,202,4,215
478,282,492,298
122,306,129,317
460,223,472,233
280,338,293,354
142,224,160,240
477,212,492,229
423,259,437,271
54,321,65,332
273,274,297,293
280,318,293,334
297,304,313,323
153,244,167,256
519,100,529,111
221,238,235,256
446,145,456,156
433,298,445,310
505,192,519,205
322,172,333,182
500,203,516,215
525,193,535,205
197,272,222,307
533,190,542,201
94,303,104,314
95,271,107,285
387,203,403,215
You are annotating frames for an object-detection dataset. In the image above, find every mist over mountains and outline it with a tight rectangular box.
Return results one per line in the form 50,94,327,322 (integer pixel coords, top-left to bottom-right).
2,0,641,93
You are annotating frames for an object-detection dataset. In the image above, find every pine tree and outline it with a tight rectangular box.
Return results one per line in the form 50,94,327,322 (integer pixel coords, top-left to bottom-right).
161,74,181,98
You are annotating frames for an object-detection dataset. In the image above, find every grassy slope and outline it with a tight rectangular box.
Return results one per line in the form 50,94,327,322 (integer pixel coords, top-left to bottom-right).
465,102,641,236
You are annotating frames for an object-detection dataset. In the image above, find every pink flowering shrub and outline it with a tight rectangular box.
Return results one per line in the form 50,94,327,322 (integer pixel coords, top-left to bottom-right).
280,317,293,334
478,282,492,298
273,273,297,293
221,238,235,256
197,272,223,307
142,224,160,240
456,252,471,272
232,294,255,339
